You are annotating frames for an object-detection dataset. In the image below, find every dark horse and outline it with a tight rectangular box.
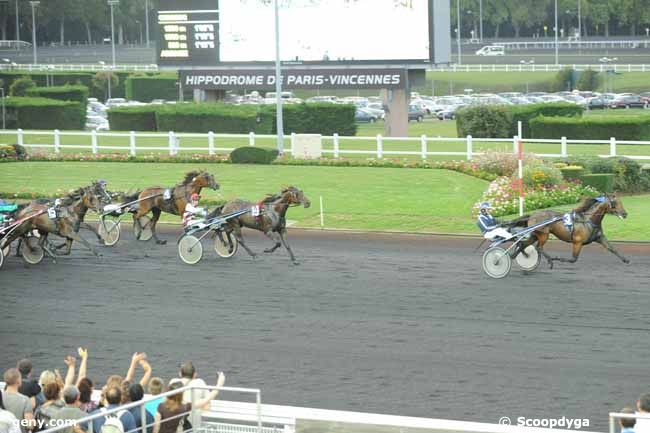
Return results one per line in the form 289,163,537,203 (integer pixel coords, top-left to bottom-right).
5,186,104,261
215,186,311,264
519,193,629,268
130,170,219,245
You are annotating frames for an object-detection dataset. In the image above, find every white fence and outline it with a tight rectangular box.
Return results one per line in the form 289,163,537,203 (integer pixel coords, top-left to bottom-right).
1,129,650,161
432,63,650,73
0,63,159,72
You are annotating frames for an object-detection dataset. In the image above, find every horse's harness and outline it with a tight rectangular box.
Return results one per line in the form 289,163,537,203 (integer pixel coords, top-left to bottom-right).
570,198,610,244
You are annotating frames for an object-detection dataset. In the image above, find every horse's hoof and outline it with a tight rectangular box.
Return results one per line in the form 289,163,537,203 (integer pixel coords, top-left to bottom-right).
263,248,273,253
624,259,630,264
292,261,300,266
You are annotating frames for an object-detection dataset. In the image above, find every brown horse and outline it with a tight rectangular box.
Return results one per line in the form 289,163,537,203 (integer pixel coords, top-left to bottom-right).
131,170,219,245
521,194,629,268
6,186,103,261
216,186,311,264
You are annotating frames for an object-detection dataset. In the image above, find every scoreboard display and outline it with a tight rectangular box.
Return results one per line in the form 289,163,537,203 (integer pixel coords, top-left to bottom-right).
157,0,219,67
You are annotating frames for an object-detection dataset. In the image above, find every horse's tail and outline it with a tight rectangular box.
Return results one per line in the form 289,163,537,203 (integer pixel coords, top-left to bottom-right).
207,205,224,219
506,214,531,228
119,190,142,203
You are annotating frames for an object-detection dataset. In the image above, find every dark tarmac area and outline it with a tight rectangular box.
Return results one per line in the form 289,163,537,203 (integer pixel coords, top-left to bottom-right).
1,226,649,431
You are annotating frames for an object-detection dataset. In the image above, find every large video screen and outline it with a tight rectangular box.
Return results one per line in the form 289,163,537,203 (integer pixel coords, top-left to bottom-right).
219,0,433,64
157,0,434,67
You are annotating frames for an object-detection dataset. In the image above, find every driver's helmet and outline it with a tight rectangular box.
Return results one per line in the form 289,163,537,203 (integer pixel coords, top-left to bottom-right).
479,201,493,210
54,198,62,207
98,179,108,187
190,193,200,201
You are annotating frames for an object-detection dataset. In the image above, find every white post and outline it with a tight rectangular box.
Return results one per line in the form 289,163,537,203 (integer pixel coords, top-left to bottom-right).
421,135,427,160
208,131,215,155
518,139,524,216
513,135,518,154
290,132,296,154
168,131,175,156
54,129,61,154
561,136,567,157
517,120,523,141
249,131,255,146
91,129,98,154
466,135,473,160
17,128,23,146
377,134,383,159
129,130,136,156
333,133,339,158
610,137,616,157
319,195,324,228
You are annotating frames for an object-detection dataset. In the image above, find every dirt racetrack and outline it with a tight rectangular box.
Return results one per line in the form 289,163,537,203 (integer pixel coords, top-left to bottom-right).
1,226,649,431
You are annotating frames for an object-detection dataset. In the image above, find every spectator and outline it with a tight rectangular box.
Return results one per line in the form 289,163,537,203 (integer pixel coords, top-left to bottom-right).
89,388,135,433
120,381,132,405
52,386,86,433
127,384,154,433
152,372,225,433
621,407,636,433
636,394,650,433
2,368,35,433
125,354,152,389
77,379,96,413
144,379,164,419
99,376,124,408
17,360,41,402
34,383,64,431
0,391,21,433
169,362,209,404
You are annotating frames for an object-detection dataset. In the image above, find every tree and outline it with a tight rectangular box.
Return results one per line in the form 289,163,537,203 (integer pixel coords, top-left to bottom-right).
9,77,37,96
92,71,119,101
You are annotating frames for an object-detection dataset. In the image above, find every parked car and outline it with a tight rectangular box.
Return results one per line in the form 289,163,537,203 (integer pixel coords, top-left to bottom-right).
355,108,378,123
437,104,466,120
582,97,607,110
475,45,505,56
609,95,647,109
408,104,426,122
365,102,385,119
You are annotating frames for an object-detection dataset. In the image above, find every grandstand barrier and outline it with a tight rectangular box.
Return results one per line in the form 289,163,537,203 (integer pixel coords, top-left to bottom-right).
2,129,650,161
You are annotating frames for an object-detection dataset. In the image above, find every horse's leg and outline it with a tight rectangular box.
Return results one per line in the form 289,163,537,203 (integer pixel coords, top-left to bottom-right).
278,229,298,264
535,233,554,269
551,242,583,264
78,221,105,244
263,231,282,253
60,227,102,258
596,234,630,264
232,225,257,258
38,234,58,262
150,207,166,245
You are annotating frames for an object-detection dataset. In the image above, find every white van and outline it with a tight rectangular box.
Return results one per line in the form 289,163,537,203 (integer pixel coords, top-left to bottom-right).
475,45,505,56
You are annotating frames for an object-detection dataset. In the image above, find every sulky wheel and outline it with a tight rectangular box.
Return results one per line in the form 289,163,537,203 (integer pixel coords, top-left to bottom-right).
134,215,153,241
21,235,44,265
98,218,121,247
178,235,203,265
1,242,10,260
482,246,512,279
515,245,541,272
214,231,238,258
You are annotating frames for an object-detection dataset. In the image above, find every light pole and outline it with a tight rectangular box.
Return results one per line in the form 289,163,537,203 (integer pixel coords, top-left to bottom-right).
554,0,558,65
456,0,461,65
145,0,150,47
15,0,20,42
479,0,483,41
1,87,6,130
136,20,142,45
577,0,581,39
273,0,284,154
108,0,119,67
99,61,111,101
29,1,39,65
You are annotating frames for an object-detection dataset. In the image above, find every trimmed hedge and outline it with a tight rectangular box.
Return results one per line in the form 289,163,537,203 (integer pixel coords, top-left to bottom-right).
4,96,84,130
456,103,584,138
264,103,357,136
26,85,89,106
125,75,179,102
530,115,650,140
107,106,158,131
580,173,615,192
230,147,279,164
562,156,650,192
559,166,584,181
0,71,128,99
156,103,274,134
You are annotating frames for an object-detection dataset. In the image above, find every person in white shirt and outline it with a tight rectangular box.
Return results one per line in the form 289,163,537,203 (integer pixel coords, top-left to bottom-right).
182,194,207,227
0,388,21,433
476,202,512,241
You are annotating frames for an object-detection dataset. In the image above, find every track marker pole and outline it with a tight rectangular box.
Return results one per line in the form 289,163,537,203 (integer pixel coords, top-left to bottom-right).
518,121,524,216
319,195,324,228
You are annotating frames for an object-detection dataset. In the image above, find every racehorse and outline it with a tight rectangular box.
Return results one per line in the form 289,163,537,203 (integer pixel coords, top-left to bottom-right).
131,170,219,245
56,180,113,248
520,194,629,268
215,186,311,264
6,186,104,260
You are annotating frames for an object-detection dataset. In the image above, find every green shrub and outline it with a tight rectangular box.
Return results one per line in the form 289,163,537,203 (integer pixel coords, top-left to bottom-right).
456,105,511,138
472,149,541,177
559,166,585,181
107,106,158,131
509,103,584,138
0,145,17,159
4,96,84,130
156,103,273,134
264,103,356,136
522,164,564,187
576,69,600,91
563,156,650,192
230,146,279,164
125,75,179,102
550,67,574,92
529,115,650,140
26,84,89,106
92,72,120,101
580,173,615,192
9,77,36,96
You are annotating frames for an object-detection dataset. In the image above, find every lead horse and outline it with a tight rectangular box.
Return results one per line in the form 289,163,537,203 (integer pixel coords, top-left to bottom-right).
130,170,219,245
519,193,629,268
215,186,311,264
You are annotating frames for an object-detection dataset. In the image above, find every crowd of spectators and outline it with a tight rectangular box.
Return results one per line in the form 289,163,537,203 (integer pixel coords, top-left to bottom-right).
0,350,225,433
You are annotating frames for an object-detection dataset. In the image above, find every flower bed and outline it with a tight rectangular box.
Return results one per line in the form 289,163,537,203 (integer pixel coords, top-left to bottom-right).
473,176,599,217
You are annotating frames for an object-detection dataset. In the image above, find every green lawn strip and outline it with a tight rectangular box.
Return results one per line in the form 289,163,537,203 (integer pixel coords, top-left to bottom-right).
425,71,557,95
